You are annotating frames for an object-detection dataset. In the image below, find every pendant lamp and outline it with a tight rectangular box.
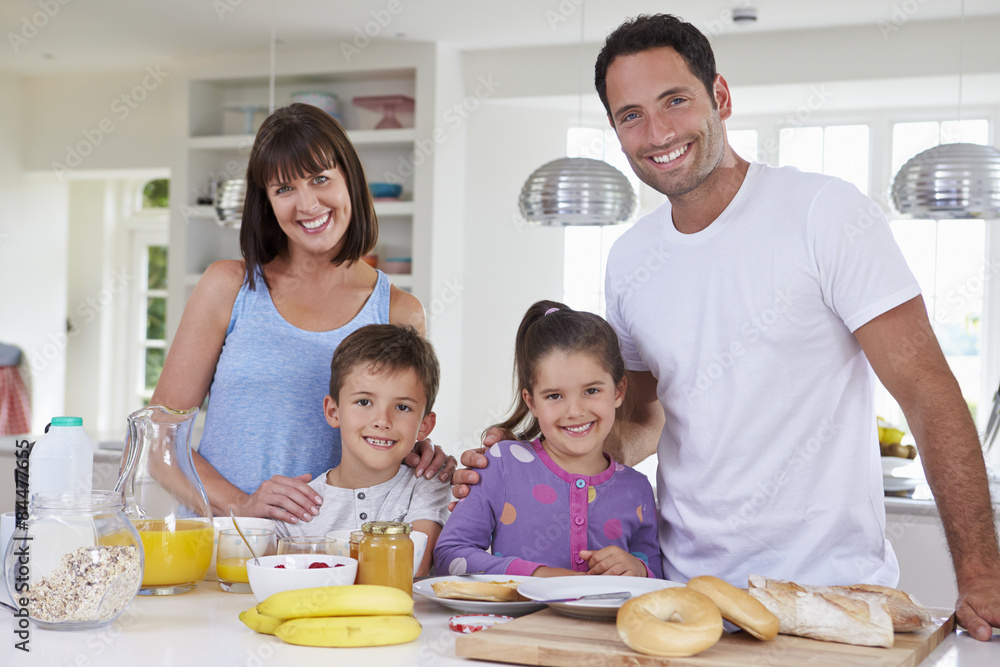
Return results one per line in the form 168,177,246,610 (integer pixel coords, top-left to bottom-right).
890,0,1000,220
517,1,637,227
519,157,637,225
891,143,1000,219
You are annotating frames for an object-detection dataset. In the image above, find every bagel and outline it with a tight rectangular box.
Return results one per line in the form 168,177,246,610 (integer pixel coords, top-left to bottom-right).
686,575,780,641
616,587,723,657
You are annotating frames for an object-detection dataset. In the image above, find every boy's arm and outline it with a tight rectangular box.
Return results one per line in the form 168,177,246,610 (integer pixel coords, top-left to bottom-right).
411,519,440,578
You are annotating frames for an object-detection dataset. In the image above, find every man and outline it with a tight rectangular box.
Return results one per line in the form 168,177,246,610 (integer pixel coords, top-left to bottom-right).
458,14,1000,640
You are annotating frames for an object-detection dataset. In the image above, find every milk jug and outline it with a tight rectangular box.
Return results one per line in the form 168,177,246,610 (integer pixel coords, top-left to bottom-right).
29,416,95,503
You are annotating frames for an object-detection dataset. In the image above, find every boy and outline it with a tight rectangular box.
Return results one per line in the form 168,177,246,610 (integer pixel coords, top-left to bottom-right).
278,324,450,577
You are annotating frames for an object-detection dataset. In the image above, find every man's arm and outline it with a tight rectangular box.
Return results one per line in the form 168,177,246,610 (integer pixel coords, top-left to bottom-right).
854,295,1000,641
603,370,665,466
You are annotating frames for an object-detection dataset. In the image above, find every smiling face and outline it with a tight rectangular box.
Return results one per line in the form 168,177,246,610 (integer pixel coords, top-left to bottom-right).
523,349,625,475
325,365,435,484
266,166,352,257
605,46,732,201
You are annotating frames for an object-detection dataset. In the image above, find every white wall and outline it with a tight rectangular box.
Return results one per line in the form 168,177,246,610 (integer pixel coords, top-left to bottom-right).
456,99,568,450
21,68,175,172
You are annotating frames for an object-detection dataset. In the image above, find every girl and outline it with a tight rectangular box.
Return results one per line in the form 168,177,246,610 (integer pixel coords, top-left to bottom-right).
150,104,452,524
435,300,661,578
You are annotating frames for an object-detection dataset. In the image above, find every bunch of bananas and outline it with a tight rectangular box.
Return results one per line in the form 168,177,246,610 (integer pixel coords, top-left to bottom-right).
240,585,421,647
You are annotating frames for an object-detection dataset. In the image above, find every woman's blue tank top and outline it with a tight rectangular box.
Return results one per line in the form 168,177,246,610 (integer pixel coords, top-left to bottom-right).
197,268,391,495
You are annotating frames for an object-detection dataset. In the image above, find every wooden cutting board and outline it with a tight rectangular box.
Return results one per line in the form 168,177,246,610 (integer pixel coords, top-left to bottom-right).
455,607,954,666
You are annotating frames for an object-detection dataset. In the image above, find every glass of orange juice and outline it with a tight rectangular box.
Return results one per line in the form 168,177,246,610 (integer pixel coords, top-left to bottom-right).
217,528,276,593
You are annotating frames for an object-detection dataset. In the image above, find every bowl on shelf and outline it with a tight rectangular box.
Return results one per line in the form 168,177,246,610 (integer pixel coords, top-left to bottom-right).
379,257,411,275
369,182,403,200
291,91,339,116
246,554,357,603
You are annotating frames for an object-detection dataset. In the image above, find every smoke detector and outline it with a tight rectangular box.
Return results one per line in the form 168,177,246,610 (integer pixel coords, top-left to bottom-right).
732,7,758,24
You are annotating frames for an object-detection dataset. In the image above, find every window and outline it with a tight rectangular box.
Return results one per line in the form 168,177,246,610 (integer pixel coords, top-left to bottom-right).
129,178,170,408
779,124,870,194
140,243,168,397
879,120,991,430
561,129,637,315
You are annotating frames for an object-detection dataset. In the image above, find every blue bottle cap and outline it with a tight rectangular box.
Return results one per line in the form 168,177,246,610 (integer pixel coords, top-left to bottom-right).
51,416,83,427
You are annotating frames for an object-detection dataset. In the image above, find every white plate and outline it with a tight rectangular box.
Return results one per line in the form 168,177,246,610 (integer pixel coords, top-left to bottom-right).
412,575,544,616
881,456,921,477
883,475,920,492
517,576,683,619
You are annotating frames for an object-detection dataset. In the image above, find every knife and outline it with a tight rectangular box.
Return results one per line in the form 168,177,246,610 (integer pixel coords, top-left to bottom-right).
535,591,632,604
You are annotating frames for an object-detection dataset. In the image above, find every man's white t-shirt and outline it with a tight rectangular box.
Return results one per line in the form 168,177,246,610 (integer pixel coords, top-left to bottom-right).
605,162,921,587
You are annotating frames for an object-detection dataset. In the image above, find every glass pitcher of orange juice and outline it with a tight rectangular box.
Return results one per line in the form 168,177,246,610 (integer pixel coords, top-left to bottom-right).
115,405,213,595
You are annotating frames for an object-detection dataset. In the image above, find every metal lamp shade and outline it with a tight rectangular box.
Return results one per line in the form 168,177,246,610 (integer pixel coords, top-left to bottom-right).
519,157,638,226
891,143,1000,219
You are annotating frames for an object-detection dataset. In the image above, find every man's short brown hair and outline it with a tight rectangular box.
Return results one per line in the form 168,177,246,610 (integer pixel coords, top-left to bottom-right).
329,324,440,414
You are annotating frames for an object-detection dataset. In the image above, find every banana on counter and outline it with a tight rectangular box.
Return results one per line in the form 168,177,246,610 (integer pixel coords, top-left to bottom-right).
240,585,420,647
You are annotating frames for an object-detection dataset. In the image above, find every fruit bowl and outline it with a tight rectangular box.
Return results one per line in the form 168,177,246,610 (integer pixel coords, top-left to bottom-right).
247,554,357,603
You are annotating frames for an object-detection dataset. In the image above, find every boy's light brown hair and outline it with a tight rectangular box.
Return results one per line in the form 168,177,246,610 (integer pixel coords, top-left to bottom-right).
328,324,440,414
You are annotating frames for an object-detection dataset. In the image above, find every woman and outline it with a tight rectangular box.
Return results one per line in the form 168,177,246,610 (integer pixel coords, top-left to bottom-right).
151,104,452,525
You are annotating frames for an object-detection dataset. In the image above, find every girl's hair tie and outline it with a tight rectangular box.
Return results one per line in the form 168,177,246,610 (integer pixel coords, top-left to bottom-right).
544,307,559,316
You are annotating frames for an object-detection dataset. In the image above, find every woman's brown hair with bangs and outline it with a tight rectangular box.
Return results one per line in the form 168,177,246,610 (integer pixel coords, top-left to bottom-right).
240,103,378,290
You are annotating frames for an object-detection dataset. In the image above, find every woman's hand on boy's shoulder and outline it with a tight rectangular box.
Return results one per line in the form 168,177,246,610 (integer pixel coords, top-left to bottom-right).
403,438,457,482
234,473,322,523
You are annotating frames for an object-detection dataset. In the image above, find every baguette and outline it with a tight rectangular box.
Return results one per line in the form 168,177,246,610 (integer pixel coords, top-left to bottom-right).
828,583,931,632
748,575,894,648
431,579,523,602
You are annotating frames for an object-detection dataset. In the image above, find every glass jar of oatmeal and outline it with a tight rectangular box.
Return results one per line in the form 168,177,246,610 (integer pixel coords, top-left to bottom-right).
358,521,413,595
3,491,144,630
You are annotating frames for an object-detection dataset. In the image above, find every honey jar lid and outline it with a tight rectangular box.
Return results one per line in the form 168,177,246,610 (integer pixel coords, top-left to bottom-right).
361,520,412,535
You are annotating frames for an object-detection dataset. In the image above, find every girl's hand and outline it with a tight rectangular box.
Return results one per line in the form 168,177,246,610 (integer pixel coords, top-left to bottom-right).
580,547,649,577
233,473,322,523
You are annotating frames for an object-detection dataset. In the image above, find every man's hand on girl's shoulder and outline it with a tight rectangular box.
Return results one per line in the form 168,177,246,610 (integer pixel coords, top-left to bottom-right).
403,438,457,482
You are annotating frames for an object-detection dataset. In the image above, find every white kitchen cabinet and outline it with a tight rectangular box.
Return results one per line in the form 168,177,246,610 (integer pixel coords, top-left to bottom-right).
885,492,1000,609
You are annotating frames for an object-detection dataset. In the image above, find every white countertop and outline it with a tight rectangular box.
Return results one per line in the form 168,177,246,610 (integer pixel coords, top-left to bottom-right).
1,580,996,666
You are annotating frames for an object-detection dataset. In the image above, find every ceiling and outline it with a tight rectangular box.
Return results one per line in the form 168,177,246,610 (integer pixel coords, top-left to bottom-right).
2,0,999,75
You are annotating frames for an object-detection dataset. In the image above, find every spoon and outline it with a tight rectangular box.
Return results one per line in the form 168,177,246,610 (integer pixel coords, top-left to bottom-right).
229,510,261,565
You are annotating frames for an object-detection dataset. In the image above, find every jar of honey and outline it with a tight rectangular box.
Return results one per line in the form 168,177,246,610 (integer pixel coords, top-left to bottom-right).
358,521,413,595
349,530,364,584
